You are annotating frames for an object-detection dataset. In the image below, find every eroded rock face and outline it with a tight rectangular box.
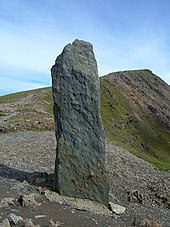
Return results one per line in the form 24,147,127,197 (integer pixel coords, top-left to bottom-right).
51,39,109,206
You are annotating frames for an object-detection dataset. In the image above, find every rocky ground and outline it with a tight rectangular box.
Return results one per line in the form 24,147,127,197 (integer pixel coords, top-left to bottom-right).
0,131,169,226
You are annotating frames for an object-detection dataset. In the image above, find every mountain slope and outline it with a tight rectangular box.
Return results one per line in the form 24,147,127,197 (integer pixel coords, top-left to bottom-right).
0,69,169,169
0,87,54,132
100,69,170,170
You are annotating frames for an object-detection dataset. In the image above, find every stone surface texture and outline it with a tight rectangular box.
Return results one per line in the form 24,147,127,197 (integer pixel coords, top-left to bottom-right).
51,39,109,206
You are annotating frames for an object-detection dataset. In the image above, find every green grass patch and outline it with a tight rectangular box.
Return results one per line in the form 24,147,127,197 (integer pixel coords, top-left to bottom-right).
130,147,170,171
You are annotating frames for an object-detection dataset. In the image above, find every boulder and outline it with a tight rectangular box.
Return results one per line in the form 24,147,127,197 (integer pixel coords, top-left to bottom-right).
51,39,109,206
18,193,41,207
128,190,144,204
9,213,23,225
133,218,162,227
0,218,11,227
0,197,15,208
49,219,61,227
109,202,126,215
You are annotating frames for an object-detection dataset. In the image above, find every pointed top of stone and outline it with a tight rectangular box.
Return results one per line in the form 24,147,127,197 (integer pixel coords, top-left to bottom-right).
61,39,93,54
62,39,94,58
72,39,93,49
53,39,98,79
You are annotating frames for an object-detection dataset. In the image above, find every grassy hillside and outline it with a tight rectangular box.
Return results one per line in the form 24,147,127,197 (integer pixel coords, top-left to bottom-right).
100,70,170,170
0,70,170,170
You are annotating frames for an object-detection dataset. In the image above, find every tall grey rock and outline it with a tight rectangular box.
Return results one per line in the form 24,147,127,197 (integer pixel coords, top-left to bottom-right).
51,39,109,206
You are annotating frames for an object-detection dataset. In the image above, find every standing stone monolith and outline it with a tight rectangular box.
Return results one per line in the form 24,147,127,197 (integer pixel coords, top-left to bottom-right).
51,39,109,206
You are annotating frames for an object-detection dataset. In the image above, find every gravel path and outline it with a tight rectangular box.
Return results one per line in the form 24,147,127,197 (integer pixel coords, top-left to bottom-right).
0,131,169,226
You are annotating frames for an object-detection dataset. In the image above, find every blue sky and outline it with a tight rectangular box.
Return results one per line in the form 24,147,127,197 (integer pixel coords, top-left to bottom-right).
1,0,170,95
